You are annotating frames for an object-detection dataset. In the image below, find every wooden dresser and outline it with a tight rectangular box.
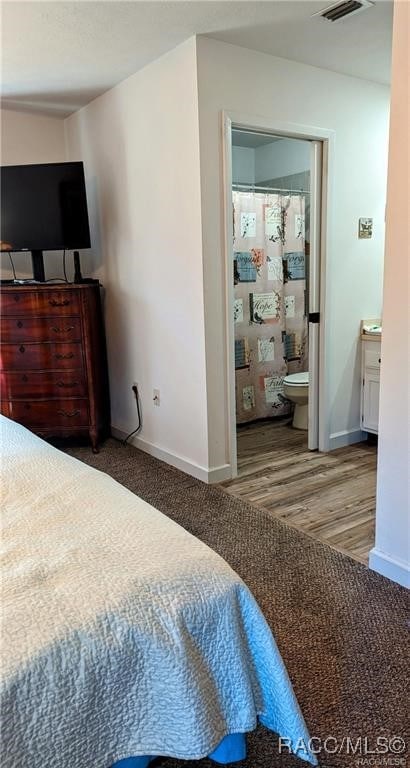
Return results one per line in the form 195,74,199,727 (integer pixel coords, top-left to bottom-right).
0,283,110,451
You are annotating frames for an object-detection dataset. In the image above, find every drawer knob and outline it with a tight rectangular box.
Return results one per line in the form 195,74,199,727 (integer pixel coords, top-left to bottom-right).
55,352,74,360
378,358,381,363
24,403,31,410
56,380,79,388
13,295,20,302
19,345,25,354
21,374,28,382
49,298,70,307
17,320,23,328
51,326,75,334
57,409,80,418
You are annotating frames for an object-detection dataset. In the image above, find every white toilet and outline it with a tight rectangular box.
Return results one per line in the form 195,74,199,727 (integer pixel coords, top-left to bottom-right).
283,371,309,430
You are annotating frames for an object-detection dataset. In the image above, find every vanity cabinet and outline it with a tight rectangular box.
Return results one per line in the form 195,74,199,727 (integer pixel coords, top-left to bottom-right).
361,338,381,434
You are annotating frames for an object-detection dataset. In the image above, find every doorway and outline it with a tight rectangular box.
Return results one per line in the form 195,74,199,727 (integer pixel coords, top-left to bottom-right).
226,123,324,476
220,113,384,567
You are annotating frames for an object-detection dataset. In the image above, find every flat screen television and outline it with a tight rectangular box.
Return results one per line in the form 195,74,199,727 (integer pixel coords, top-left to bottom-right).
0,161,91,281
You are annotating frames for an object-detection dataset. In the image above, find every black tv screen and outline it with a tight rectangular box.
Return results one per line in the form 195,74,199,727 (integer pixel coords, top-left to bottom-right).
0,162,91,252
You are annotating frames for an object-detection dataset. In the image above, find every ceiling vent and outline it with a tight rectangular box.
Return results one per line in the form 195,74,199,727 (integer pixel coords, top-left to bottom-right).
312,0,375,22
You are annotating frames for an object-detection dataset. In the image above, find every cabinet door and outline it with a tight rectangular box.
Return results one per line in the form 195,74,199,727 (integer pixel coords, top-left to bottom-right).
362,370,380,433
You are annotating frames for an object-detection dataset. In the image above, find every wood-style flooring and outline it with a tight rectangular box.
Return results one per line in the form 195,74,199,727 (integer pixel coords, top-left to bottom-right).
220,420,377,564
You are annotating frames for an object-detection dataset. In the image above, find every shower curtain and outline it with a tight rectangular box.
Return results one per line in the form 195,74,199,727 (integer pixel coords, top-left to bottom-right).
233,190,308,424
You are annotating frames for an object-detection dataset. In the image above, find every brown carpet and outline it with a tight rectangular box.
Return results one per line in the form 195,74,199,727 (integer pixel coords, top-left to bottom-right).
65,439,409,768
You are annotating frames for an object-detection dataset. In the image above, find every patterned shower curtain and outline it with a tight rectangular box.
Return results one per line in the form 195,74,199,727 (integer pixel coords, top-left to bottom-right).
233,190,308,424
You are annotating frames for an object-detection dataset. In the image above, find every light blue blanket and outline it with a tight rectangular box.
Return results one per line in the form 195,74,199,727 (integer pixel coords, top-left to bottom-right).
1,416,316,767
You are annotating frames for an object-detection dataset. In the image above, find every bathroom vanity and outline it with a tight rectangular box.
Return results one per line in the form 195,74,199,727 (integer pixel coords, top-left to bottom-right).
360,319,381,435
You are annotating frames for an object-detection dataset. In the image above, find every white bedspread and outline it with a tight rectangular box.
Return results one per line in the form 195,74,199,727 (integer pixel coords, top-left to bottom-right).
1,416,315,767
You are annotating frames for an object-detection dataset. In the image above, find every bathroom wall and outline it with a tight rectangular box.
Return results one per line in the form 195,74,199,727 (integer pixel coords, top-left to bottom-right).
232,137,310,188
255,138,310,185
232,146,255,183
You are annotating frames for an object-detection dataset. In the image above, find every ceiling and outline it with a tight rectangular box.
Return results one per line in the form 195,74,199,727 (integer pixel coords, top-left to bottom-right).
1,0,393,118
232,131,283,149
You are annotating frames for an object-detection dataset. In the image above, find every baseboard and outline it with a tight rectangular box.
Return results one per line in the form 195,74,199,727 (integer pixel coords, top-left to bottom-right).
111,426,231,484
206,464,233,483
328,428,367,450
369,548,410,588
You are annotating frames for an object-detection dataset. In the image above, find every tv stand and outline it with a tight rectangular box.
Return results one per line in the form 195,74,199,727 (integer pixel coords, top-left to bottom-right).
31,250,45,282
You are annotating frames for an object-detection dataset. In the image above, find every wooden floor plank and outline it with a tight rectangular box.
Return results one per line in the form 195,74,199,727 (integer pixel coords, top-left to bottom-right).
220,420,377,565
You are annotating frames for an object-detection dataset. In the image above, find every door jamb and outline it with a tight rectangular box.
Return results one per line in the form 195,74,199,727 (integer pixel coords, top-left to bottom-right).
221,111,334,478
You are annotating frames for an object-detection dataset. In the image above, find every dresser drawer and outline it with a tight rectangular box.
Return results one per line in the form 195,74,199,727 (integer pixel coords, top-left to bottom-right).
1,283,109,451
1,290,80,317
0,370,87,399
1,317,82,343
2,399,89,427
0,342,84,370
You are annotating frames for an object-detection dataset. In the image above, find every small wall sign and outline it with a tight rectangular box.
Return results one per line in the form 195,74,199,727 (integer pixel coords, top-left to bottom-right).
358,218,373,239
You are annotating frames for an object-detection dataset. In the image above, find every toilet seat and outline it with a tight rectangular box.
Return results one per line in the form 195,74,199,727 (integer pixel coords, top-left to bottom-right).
283,371,309,387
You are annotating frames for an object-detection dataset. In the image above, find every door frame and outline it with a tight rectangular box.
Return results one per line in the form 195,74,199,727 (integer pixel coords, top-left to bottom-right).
308,140,322,451
221,110,334,477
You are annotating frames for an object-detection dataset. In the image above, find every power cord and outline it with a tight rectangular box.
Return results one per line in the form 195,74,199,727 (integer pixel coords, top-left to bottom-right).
123,384,143,445
46,250,70,283
62,249,69,283
8,253,17,280
6,251,70,283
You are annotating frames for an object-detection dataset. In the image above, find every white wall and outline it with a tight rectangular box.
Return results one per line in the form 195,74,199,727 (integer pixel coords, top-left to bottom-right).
0,108,66,165
196,36,390,469
255,138,310,183
0,108,66,279
370,1,409,588
232,138,310,186
65,39,211,479
232,145,255,183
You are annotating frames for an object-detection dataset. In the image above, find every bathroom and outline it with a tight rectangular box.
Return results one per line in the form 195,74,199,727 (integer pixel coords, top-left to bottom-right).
232,129,311,448
227,125,383,566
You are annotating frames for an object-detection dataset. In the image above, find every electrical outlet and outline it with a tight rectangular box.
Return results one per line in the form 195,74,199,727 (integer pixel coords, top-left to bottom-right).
153,388,160,406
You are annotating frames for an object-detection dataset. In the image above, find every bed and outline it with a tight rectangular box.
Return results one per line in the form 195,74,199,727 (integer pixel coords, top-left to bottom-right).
1,415,316,768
